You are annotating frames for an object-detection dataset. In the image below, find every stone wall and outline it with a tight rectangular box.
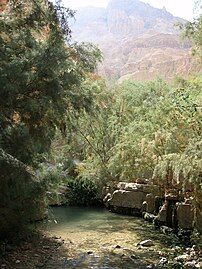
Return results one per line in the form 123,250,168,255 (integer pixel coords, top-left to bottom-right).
104,181,161,215
103,181,202,241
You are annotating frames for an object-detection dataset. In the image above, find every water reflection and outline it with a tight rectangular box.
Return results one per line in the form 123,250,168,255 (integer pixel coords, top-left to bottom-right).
42,206,146,234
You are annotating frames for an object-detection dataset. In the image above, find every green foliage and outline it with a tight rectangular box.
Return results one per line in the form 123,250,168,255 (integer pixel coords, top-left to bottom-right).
0,0,101,165
183,15,202,59
54,75,201,196
66,177,99,206
179,1,202,60
39,164,63,189
0,0,102,239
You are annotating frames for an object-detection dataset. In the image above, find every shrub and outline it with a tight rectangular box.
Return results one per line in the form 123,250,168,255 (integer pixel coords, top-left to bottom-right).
66,177,99,206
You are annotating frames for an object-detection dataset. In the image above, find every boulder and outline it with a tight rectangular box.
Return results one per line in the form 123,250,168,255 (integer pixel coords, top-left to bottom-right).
143,212,155,222
102,186,111,198
103,193,112,208
176,203,194,230
160,226,173,234
155,203,167,224
108,182,162,215
154,196,165,213
184,261,198,269
108,190,146,209
124,183,152,193
174,254,189,262
136,178,149,184
195,205,202,234
117,182,160,194
103,193,112,203
117,182,126,190
142,201,147,212
137,239,154,247
145,193,156,213
158,257,168,265
0,149,46,238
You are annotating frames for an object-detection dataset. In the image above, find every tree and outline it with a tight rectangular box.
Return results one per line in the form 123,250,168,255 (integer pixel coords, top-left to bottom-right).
180,0,202,60
0,0,101,165
0,0,102,238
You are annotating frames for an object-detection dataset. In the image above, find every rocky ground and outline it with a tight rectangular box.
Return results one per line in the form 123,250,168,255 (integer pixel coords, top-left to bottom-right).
0,232,201,269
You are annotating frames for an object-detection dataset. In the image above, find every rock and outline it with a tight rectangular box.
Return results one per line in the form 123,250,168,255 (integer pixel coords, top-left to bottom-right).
191,245,197,251
145,193,156,213
155,202,167,224
154,196,164,214
142,201,147,212
52,236,60,240
123,183,139,191
131,254,138,259
108,190,146,209
117,182,158,193
189,251,197,260
195,208,202,234
159,257,168,265
143,212,155,222
172,261,184,269
117,182,126,190
176,203,194,229
136,178,149,184
184,261,198,268
42,246,50,250
174,254,189,262
0,149,46,235
72,1,200,83
103,193,112,205
146,265,155,269
102,186,111,198
160,226,173,234
108,182,161,212
172,246,181,252
195,262,202,268
137,239,154,247
186,247,192,252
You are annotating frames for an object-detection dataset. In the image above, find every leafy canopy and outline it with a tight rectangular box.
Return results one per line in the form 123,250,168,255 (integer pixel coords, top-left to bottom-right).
0,0,101,165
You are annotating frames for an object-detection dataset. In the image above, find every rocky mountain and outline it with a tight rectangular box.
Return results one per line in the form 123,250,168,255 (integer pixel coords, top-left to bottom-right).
71,0,201,82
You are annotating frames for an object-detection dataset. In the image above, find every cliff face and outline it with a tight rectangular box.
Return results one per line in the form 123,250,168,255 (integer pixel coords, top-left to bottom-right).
0,0,8,11
72,0,201,82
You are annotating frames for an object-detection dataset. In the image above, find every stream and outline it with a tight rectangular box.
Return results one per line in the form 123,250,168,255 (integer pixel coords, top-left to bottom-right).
38,206,180,268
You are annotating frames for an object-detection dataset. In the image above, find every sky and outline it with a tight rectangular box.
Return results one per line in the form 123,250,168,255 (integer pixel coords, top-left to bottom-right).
61,0,196,21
